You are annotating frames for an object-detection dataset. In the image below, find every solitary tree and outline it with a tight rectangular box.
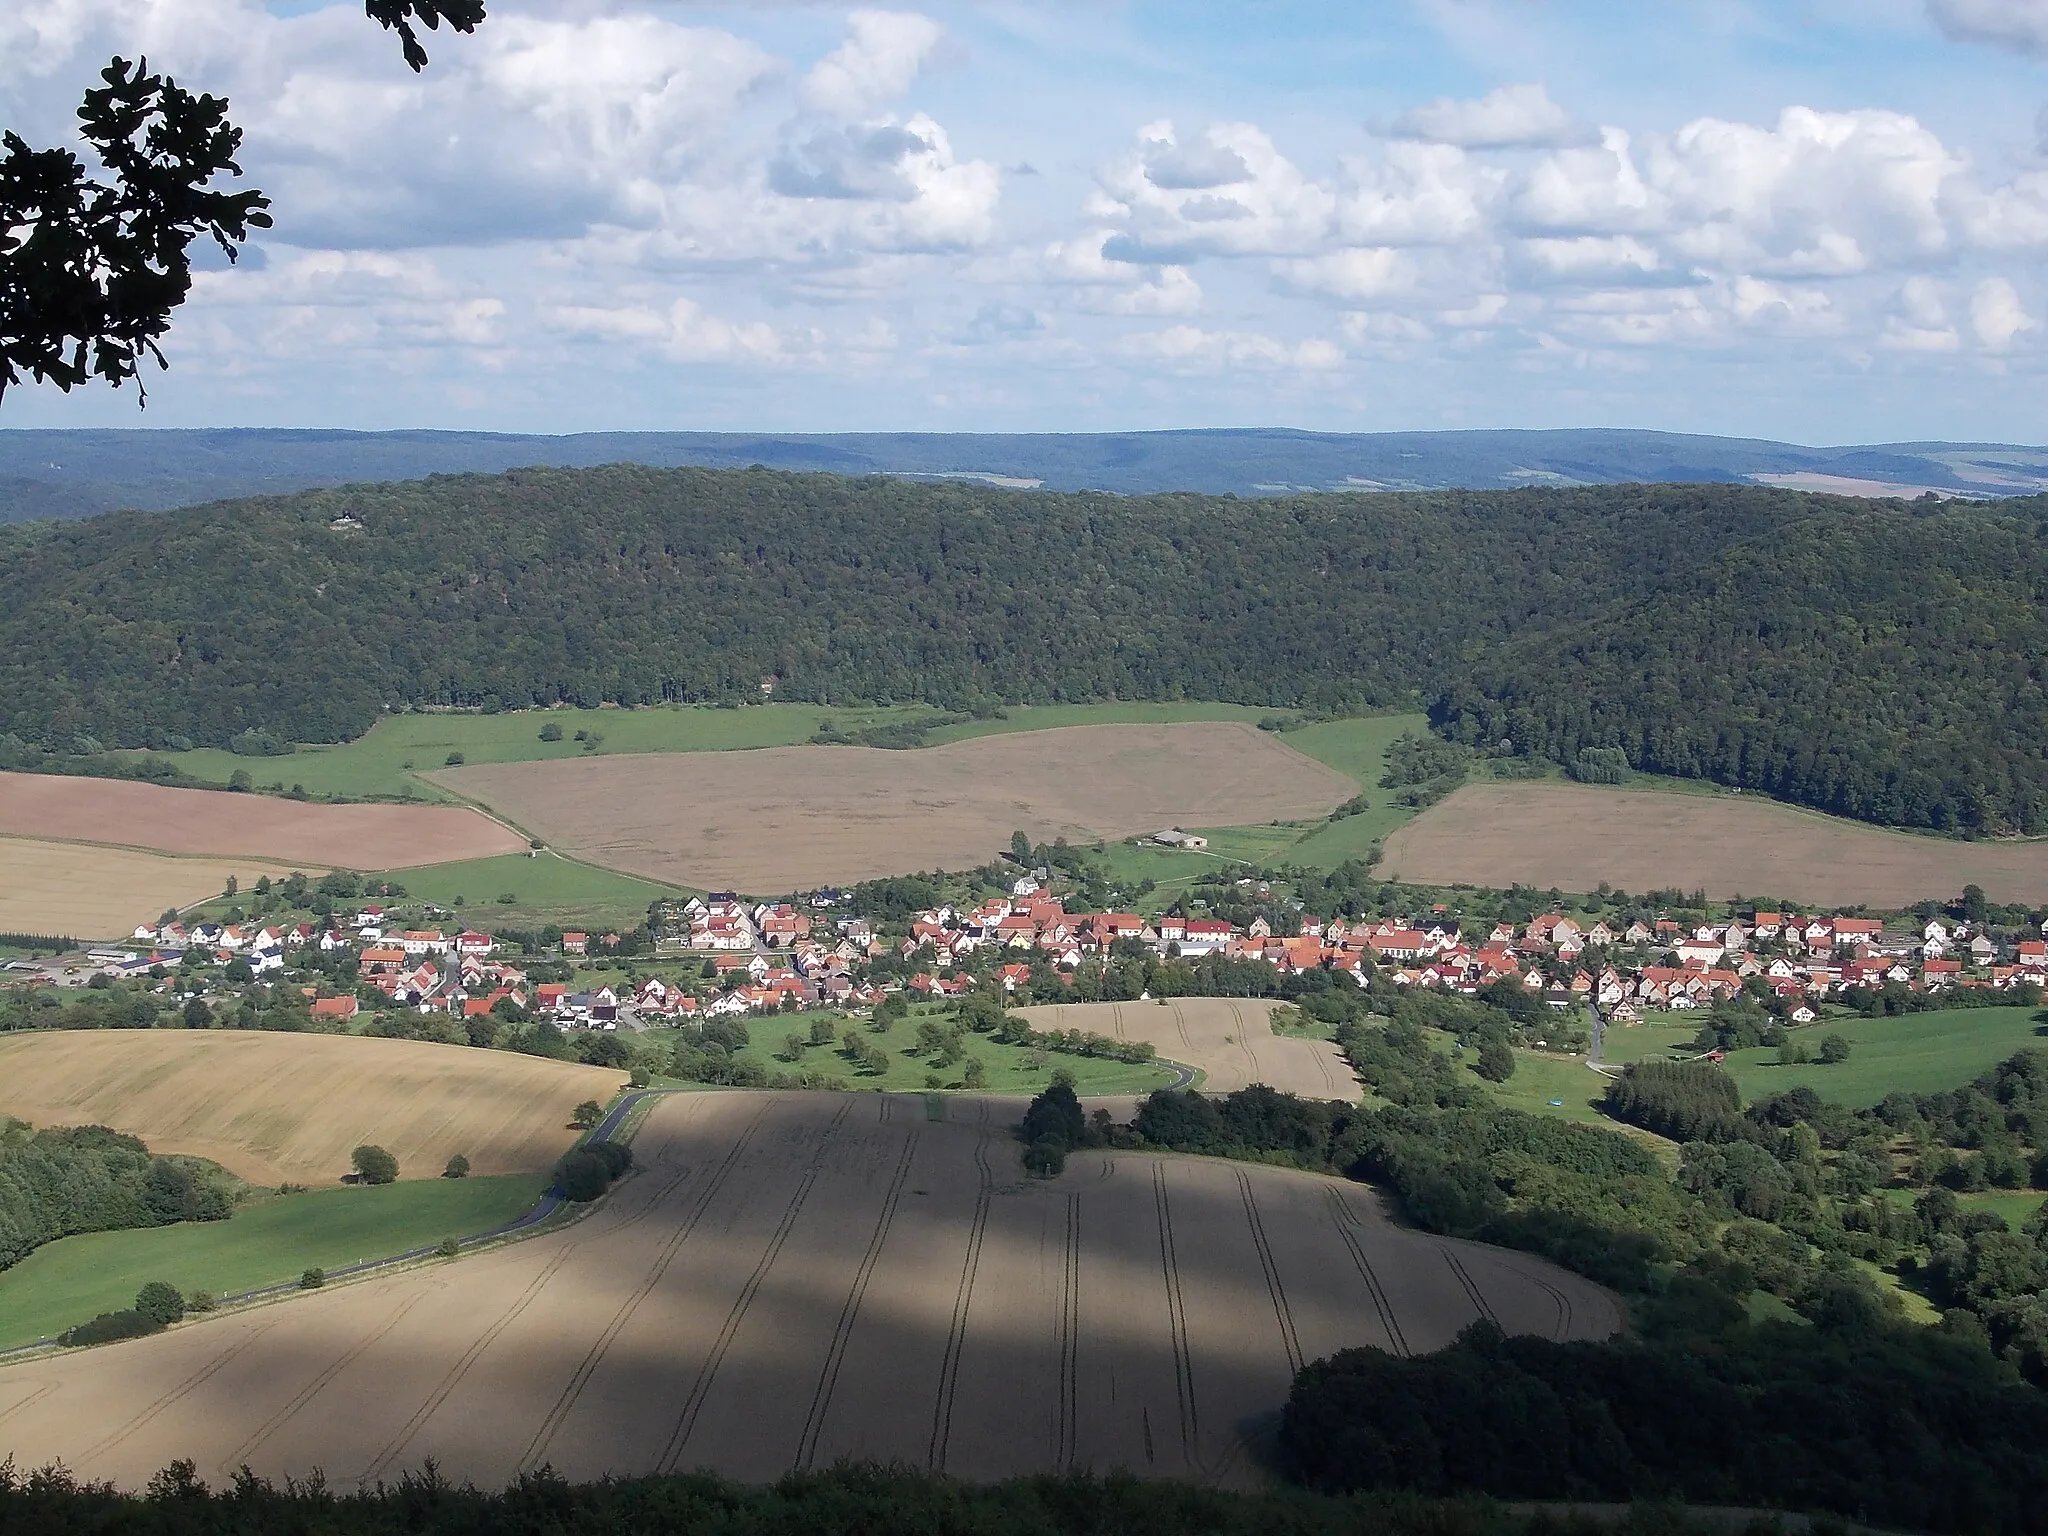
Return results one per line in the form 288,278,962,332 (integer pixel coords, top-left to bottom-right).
442,1153,470,1179
571,1099,603,1129
134,1281,184,1327
351,1144,398,1184
1818,1033,1852,1064
1474,1040,1516,1082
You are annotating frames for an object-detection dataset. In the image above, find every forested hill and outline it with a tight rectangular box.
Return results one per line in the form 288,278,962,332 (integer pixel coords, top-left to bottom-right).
0,467,2044,835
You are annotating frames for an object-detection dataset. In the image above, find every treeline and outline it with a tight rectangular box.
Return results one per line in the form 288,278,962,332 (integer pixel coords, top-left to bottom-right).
7,467,2047,831
0,1124,233,1272
1283,1317,2048,1535
0,1459,1802,1536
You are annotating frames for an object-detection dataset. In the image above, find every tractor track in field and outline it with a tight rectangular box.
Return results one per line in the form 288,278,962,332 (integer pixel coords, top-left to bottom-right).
926,1129,994,1473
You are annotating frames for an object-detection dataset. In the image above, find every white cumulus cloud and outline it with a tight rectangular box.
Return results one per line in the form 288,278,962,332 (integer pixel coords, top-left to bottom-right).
1389,83,1587,150
799,10,944,119
1970,276,2037,347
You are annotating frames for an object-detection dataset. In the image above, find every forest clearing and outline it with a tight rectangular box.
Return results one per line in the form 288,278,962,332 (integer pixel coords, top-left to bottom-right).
0,1032,622,1186
0,773,526,872
0,1091,1617,1491
1013,998,1360,1100
0,839,305,939
1378,782,2048,907
432,723,1355,892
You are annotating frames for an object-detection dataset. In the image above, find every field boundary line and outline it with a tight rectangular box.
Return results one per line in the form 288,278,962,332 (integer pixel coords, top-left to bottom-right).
216,1286,433,1479
1325,1189,1408,1357
927,1128,994,1473
356,1242,580,1483
516,1103,772,1474
1151,1162,1198,1465
796,1126,920,1470
658,1099,855,1473
1235,1169,1302,1375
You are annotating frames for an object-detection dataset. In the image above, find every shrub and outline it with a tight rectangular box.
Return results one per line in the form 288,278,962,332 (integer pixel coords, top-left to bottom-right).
299,1267,325,1289
571,1100,604,1129
186,1290,217,1313
444,751,465,766
1022,1138,1067,1179
538,722,564,742
435,1236,460,1259
554,1139,633,1202
351,1145,398,1185
61,1309,160,1347
1474,1040,1516,1082
1819,1033,1852,1064
134,1281,185,1327
443,1154,470,1179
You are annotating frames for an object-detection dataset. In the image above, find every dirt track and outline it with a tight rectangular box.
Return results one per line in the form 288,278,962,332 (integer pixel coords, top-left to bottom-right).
431,723,1354,893
0,1092,1617,1490
0,1032,622,1186
0,772,525,870
1380,781,2048,908
1016,999,1359,1101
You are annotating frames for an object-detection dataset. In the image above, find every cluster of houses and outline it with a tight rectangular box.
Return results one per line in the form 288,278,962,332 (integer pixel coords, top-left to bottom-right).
111,890,2048,1032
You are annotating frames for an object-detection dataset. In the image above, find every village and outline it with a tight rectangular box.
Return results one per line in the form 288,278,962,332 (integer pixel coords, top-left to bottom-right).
43,876,2048,1038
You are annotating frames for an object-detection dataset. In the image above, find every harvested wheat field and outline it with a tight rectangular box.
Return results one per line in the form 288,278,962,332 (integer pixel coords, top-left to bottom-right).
431,723,1353,893
0,1032,622,1186
1380,782,2048,908
0,1091,1616,1490
0,838,307,940
0,772,525,870
1017,999,1359,1101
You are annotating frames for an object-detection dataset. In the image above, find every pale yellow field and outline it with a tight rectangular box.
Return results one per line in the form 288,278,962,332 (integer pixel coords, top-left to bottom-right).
0,837,306,940
1016,998,1360,1101
433,722,1355,892
0,1092,1617,1491
0,1032,624,1186
1380,781,2048,908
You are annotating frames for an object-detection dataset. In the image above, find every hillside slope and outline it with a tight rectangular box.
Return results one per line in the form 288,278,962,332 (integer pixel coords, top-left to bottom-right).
0,468,2043,833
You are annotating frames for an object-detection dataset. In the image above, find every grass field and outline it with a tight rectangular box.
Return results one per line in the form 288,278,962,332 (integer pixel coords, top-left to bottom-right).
1720,1007,2046,1108
363,851,684,928
0,1094,1622,1492
0,1031,623,1185
1878,1187,2047,1231
657,1004,1182,1096
0,1174,544,1349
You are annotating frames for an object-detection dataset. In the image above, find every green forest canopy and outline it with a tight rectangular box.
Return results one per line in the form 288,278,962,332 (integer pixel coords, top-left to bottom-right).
1,467,2044,835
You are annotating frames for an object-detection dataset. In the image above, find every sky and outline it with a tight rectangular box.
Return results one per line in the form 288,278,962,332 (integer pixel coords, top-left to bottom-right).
4,0,2048,441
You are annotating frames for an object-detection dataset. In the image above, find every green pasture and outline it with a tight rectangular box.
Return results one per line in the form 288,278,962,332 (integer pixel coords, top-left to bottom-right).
1882,1186,2047,1231
0,1174,544,1348
1720,1007,2046,1108
368,852,684,928
651,1002,1181,1097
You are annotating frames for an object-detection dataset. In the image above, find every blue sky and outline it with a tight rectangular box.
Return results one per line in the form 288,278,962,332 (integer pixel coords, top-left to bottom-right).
4,0,2047,441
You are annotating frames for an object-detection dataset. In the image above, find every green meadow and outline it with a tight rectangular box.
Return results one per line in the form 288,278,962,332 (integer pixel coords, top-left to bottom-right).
0,1174,544,1349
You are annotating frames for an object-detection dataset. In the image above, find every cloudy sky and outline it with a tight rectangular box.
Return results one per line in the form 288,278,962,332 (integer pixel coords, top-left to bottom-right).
5,0,2048,441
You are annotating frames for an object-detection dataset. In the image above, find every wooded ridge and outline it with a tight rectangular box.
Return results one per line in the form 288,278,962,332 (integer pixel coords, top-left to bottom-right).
0,466,2042,835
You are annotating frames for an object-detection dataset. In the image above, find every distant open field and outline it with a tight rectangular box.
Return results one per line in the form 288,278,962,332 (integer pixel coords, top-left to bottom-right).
109,703,1287,803
0,773,524,870
434,723,1356,893
1378,781,2048,907
1720,1007,2046,1108
0,1092,1617,1490
360,852,684,930
0,1033,622,1186
0,838,304,939
0,1175,544,1349
1014,998,1360,1101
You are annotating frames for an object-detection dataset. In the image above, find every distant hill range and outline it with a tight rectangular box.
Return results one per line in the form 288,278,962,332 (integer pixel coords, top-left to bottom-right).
2,426,2046,522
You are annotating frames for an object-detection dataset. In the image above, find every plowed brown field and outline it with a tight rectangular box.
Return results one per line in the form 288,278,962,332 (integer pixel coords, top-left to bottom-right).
0,1032,623,1185
1380,781,2048,908
1015,998,1359,1100
0,1092,1616,1490
0,772,524,870
0,838,307,939
431,722,1354,892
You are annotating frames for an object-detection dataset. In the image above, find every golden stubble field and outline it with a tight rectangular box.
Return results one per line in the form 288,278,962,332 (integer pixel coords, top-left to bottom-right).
1380,782,2048,908
1016,999,1359,1101
0,1092,1617,1491
432,723,1356,892
0,772,526,870
0,1033,623,1186
0,838,310,940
